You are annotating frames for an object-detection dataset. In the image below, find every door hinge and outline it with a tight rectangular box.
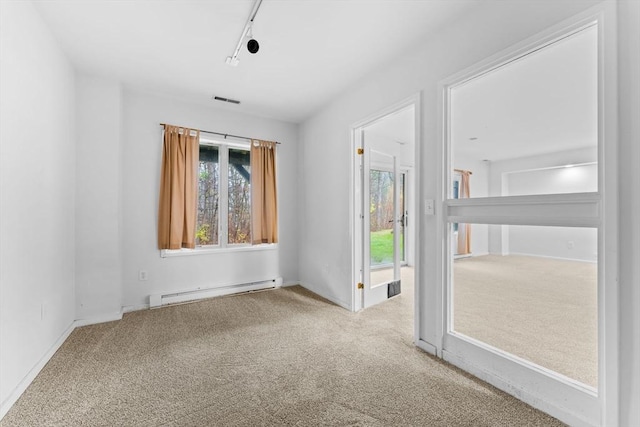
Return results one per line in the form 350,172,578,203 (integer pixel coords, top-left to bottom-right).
357,148,364,155
357,282,364,289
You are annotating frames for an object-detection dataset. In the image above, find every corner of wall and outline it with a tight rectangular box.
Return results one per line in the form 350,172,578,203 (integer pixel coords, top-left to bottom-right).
74,74,124,321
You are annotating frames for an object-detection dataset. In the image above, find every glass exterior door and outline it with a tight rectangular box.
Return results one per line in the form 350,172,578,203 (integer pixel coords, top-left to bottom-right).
364,148,401,308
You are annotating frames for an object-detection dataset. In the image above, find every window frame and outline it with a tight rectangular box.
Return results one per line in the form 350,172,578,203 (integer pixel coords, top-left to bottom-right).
211,140,253,249
160,136,276,258
433,6,618,426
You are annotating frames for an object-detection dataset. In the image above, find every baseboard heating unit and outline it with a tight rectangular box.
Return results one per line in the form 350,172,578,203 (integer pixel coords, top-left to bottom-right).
149,277,283,308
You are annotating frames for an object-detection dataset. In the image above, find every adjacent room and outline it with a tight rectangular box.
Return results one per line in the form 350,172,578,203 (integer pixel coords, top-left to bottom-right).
450,24,598,388
1,1,638,426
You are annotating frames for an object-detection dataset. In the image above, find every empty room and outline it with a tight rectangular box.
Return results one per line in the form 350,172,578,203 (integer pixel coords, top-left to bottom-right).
1,1,638,426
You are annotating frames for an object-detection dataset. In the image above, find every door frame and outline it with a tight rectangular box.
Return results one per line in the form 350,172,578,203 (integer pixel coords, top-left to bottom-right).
435,4,618,426
350,94,421,326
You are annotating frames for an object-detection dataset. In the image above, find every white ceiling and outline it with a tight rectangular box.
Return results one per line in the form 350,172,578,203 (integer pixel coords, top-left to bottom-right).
33,0,479,123
365,106,415,147
363,105,415,166
452,24,598,162
32,0,597,155
350,26,597,166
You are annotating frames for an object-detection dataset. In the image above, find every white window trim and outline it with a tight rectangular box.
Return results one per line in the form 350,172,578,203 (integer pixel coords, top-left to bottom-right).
160,243,277,258
435,4,618,427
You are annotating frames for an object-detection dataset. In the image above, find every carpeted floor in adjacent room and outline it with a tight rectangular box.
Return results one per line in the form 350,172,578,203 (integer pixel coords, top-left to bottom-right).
1,271,563,426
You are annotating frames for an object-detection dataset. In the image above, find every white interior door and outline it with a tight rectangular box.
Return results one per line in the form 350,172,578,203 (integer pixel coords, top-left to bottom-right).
362,144,401,309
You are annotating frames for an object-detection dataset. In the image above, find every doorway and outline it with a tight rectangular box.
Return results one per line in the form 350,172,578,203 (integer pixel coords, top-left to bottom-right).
351,98,418,313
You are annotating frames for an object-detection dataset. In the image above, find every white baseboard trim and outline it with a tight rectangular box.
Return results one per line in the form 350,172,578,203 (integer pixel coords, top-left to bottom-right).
506,252,597,264
122,304,149,314
298,281,351,310
442,350,595,427
416,339,438,357
74,312,123,327
281,281,299,287
471,252,490,257
0,321,75,421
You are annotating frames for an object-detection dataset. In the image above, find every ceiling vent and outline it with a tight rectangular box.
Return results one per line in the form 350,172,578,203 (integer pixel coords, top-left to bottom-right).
213,96,241,105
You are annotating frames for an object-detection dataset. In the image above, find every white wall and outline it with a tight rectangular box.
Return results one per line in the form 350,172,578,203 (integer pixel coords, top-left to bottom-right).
505,160,597,262
508,225,597,262
490,146,597,197
486,147,597,257
0,0,76,411
453,151,598,262
617,1,640,424
506,163,597,196
75,75,123,321
121,90,299,309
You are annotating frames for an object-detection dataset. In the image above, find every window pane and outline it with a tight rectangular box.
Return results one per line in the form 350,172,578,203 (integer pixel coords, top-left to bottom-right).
451,224,597,387
370,169,394,266
450,25,598,198
228,148,251,244
197,145,219,246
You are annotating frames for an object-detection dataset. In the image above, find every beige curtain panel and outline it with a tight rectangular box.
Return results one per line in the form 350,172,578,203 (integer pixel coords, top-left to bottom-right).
457,171,471,255
158,125,199,249
251,139,278,244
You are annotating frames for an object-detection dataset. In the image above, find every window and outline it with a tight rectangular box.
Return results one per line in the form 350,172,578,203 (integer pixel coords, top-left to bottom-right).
197,145,220,245
159,130,278,257
440,21,606,423
445,25,600,385
227,148,251,244
196,140,252,247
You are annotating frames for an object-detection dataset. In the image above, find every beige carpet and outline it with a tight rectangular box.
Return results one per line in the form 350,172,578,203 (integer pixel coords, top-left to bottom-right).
454,255,597,387
2,273,563,426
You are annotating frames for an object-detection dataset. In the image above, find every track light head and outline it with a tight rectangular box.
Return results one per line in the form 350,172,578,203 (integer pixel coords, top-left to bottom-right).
225,0,264,65
247,38,259,54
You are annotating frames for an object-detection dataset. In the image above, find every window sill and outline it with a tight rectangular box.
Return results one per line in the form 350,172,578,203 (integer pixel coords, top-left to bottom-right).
161,244,277,258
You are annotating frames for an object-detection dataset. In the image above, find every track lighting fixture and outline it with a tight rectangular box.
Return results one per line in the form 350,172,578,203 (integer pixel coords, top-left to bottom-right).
226,0,263,66
246,24,259,54
247,38,260,54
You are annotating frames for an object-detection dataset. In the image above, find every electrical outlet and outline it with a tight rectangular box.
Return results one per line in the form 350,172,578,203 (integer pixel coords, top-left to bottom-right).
138,270,148,281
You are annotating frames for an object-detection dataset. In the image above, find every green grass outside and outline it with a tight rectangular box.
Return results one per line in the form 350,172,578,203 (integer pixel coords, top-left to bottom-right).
370,229,404,265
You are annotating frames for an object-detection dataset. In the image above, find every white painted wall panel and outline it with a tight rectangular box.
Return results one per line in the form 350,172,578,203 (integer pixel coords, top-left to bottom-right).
75,75,123,320
617,1,640,424
0,0,76,409
506,163,597,262
121,90,299,309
